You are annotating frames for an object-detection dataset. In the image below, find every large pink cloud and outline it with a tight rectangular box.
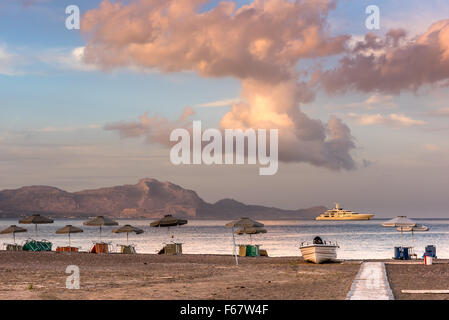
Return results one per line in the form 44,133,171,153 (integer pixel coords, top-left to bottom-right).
319,20,449,94
83,0,357,170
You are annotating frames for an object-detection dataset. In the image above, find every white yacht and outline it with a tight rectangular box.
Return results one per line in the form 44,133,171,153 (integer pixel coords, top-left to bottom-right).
315,203,374,221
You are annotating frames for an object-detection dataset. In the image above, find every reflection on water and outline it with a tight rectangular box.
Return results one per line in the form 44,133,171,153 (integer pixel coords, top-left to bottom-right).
1,219,448,259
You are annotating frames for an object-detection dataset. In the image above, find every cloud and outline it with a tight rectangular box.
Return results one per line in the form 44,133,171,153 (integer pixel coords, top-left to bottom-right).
104,107,195,145
0,46,23,76
423,144,441,152
425,107,449,117
38,124,101,133
38,47,99,72
348,113,426,127
333,94,397,111
83,0,357,170
319,20,449,94
195,98,241,108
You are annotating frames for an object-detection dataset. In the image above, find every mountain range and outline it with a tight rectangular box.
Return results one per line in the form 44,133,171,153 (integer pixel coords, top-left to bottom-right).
0,178,325,220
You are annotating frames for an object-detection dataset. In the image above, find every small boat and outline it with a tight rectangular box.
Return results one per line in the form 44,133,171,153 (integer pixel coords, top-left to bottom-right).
299,236,339,264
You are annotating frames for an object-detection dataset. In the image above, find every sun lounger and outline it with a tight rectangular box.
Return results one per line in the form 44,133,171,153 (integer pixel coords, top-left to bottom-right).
158,243,182,255
119,244,136,254
4,243,22,251
22,239,52,252
90,242,109,254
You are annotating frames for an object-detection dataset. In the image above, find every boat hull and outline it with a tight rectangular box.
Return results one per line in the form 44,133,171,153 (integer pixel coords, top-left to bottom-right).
300,244,339,264
315,214,374,221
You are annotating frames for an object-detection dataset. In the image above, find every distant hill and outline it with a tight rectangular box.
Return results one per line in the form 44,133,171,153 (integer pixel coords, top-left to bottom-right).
0,178,325,220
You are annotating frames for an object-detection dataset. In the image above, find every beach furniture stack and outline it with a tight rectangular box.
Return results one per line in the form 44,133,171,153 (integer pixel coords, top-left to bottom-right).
112,224,143,254
0,225,27,251
151,215,187,255
55,225,83,253
238,244,260,257
226,218,267,264
84,216,119,254
22,239,52,251
159,243,183,255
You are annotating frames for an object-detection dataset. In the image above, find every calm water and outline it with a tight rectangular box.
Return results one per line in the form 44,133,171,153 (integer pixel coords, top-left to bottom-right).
1,218,449,259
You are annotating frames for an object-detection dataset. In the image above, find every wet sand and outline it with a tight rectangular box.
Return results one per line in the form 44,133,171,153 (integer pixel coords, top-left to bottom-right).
0,251,360,300
386,261,449,300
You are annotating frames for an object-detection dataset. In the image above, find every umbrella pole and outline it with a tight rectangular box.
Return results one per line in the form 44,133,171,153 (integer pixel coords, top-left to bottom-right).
13,233,15,244
99,226,102,242
127,232,129,245
35,224,38,239
69,233,71,247
232,227,238,266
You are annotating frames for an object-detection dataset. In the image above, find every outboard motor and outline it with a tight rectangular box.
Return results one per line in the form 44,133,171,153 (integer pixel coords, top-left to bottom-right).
313,236,324,244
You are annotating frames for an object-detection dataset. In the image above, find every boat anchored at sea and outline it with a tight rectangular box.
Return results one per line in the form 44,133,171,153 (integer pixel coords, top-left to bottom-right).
315,203,374,221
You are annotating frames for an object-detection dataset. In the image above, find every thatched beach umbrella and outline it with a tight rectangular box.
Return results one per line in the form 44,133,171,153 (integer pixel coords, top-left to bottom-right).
150,215,188,228
0,225,27,243
382,216,417,246
235,226,267,242
83,216,118,241
19,214,54,238
113,224,143,244
56,225,83,247
150,215,187,244
226,218,265,265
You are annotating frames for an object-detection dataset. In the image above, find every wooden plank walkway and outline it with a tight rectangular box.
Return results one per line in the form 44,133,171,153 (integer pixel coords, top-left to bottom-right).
346,262,394,300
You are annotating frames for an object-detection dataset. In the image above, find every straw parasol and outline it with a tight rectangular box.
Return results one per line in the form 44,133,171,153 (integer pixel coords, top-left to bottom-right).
150,215,188,228
18,214,54,238
226,217,265,266
113,224,144,244
0,225,27,243
56,225,83,247
150,215,187,245
382,216,417,246
83,216,118,241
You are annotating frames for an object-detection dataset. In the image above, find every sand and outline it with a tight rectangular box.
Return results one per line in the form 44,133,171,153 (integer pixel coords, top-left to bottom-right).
0,251,360,300
386,261,449,300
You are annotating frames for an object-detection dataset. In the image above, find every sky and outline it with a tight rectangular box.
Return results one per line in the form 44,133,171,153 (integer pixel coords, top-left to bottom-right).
1,0,449,217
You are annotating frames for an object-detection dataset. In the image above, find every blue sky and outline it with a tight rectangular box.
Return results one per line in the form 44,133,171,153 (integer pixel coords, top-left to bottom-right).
1,0,449,217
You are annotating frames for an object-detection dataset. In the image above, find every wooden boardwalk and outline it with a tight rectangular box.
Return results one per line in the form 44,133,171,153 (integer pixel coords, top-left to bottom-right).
346,262,394,300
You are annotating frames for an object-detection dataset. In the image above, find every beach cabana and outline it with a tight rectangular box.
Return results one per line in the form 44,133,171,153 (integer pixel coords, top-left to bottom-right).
56,225,83,247
0,225,27,243
83,216,118,241
226,218,265,265
18,214,54,238
113,224,143,244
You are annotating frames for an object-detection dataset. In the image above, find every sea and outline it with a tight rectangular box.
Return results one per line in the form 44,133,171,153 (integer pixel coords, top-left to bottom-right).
1,218,449,259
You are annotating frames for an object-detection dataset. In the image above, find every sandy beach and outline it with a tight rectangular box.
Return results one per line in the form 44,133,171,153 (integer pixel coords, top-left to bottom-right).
0,251,360,300
386,262,449,300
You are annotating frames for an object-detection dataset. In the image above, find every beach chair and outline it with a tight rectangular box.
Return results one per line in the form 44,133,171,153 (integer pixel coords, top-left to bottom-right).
158,243,182,255
3,243,22,251
119,244,137,254
423,245,437,259
90,242,110,254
